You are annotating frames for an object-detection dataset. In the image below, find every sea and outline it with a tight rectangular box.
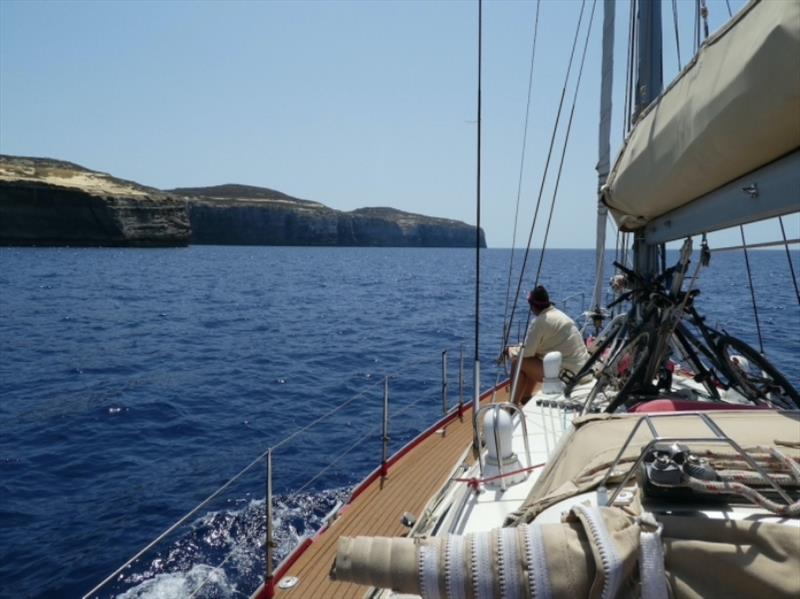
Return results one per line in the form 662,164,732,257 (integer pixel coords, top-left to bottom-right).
1,246,798,598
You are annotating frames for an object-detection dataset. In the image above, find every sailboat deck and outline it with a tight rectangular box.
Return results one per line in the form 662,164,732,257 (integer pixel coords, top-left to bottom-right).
270,386,510,599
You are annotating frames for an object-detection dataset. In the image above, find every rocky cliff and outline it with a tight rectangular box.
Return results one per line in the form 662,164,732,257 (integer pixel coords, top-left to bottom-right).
0,155,485,248
176,184,486,248
0,155,190,246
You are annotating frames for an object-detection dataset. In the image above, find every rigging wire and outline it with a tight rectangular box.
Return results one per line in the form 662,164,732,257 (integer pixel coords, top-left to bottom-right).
475,0,482,366
502,0,542,342
671,0,682,69
534,0,599,285
700,0,710,39
739,225,765,354
694,0,701,54
778,216,800,306
724,0,733,18
623,0,636,134
500,0,589,353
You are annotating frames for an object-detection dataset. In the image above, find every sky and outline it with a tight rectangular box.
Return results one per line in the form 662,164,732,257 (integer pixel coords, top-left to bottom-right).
0,0,795,248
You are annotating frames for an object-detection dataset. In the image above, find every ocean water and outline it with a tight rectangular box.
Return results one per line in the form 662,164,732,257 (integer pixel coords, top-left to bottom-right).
1,246,797,598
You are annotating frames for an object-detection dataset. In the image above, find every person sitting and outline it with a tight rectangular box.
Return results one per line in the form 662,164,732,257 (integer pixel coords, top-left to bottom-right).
508,285,590,404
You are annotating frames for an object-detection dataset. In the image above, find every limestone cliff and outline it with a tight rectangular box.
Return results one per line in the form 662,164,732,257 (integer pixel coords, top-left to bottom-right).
0,156,190,246
0,155,486,248
175,185,486,248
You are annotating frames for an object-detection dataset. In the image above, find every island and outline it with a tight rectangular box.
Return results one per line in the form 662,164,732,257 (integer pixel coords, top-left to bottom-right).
0,155,486,248
176,184,486,248
0,155,190,247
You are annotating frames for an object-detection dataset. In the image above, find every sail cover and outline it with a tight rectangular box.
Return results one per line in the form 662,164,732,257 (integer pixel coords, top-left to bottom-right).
603,0,800,230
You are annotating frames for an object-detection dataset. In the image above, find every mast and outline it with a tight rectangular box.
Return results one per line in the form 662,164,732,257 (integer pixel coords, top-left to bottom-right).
632,0,663,280
593,0,615,310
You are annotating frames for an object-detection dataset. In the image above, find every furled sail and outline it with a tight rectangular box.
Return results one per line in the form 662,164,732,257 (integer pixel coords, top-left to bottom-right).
331,509,800,599
603,0,800,230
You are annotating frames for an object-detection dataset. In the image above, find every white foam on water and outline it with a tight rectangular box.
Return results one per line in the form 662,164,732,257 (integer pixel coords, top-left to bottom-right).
117,488,352,597
117,564,236,599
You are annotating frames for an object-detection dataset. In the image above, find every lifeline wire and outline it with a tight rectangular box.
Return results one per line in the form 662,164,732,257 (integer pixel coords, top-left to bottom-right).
671,0,682,69
84,347,457,597
778,216,800,305
739,225,764,354
501,0,588,354
535,0,598,285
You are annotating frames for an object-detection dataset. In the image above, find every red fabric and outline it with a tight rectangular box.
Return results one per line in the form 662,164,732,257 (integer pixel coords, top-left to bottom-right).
630,398,771,413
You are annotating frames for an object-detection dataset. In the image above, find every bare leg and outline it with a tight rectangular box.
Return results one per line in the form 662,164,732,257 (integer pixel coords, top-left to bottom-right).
511,356,544,404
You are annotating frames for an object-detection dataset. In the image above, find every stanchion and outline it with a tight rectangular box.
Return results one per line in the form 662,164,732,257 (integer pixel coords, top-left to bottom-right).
381,376,390,477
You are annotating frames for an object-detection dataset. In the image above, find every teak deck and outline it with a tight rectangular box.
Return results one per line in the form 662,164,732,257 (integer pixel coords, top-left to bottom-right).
264,384,510,599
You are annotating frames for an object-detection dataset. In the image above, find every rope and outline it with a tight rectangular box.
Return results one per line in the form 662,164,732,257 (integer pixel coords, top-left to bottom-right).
501,0,588,353
671,0,682,69
453,462,546,492
778,216,800,305
724,0,733,18
685,476,800,517
534,0,598,285
502,0,542,342
738,225,764,354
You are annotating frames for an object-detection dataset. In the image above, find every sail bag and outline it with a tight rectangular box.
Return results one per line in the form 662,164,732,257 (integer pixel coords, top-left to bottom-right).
603,0,800,230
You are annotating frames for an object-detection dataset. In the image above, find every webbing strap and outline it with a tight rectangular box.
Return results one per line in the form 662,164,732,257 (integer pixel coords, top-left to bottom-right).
524,522,552,599
472,531,494,599
498,527,522,599
572,504,623,599
445,535,467,599
639,513,668,599
419,544,441,599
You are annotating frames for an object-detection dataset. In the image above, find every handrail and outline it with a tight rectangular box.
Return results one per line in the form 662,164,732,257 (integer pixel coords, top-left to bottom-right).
561,291,586,314
598,412,795,506
83,345,467,599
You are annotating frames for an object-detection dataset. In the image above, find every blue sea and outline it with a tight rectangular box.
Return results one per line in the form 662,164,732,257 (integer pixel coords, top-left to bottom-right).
1,246,797,598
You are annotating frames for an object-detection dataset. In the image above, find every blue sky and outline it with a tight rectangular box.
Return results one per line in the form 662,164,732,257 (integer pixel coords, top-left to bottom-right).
1,0,794,248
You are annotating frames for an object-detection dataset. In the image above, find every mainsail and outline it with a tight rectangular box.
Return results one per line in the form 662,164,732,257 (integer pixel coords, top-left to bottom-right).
603,0,800,231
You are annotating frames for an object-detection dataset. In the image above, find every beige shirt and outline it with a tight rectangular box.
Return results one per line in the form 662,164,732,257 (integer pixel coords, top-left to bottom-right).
522,305,590,375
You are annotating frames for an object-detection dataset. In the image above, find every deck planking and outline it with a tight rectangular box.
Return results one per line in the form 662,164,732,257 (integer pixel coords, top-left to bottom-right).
270,386,510,599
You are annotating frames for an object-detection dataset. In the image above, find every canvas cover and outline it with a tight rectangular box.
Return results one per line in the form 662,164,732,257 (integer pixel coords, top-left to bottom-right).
603,0,800,230
507,411,800,525
332,509,800,598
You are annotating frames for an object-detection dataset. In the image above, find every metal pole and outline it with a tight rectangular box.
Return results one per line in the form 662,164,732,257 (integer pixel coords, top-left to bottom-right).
441,350,448,416
459,346,465,416
473,360,483,475
382,376,390,477
508,347,525,405
265,448,274,597
491,405,507,491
